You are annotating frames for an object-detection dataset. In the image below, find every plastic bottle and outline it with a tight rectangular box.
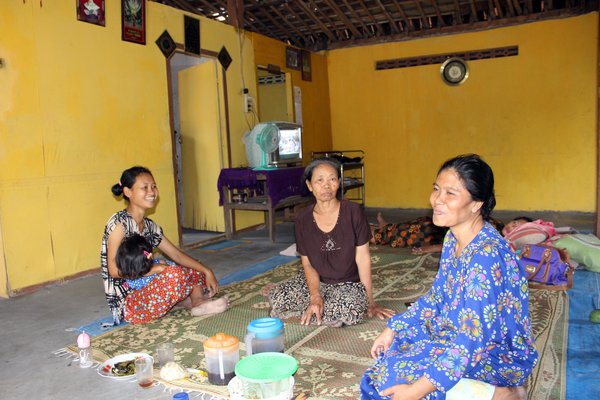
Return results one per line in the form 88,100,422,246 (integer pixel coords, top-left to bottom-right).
172,393,190,400
76,331,93,368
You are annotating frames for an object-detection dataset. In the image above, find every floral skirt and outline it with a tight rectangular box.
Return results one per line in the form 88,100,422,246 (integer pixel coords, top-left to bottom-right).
124,265,206,324
267,270,368,326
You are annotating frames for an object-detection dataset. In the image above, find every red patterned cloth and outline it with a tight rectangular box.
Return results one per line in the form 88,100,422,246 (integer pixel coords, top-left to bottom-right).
124,265,206,324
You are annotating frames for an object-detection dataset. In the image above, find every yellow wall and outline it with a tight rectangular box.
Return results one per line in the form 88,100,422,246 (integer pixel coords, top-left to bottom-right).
229,34,333,229
251,34,333,158
1,1,596,296
328,13,598,212
0,1,256,295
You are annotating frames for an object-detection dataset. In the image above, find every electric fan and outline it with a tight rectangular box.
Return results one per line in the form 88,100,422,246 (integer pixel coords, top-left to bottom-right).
243,123,280,168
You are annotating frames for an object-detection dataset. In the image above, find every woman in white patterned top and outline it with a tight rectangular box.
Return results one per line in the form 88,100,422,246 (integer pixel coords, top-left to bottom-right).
100,166,228,324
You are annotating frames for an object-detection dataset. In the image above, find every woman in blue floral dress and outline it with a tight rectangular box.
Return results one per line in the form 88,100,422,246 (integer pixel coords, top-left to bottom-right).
361,154,538,400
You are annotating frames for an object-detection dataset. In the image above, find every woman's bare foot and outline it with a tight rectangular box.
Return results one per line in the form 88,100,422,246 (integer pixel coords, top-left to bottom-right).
173,296,193,309
260,283,276,297
189,285,215,309
369,224,378,244
376,212,388,229
411,244,443,255
190,296,229,316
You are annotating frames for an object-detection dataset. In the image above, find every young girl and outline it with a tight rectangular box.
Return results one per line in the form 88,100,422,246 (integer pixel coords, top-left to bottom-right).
116,234,162,291
101,166,228,324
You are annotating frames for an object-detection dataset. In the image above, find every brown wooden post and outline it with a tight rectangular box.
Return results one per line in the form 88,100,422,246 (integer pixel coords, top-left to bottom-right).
227,0,244,29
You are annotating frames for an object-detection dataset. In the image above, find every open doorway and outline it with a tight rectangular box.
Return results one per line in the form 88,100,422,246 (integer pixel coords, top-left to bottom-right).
168,52,228,247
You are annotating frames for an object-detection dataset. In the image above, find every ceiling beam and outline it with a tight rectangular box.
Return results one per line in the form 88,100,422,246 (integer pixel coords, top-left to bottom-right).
356,0,385,36
494,0,505,17
328,7,588,50
294,0,337,42
512,0,523,15
487,0,496,19
256,6,296,42
525,0,534,13
505,0,516,16
452,0,463,25
414,0,431,29
323,0,363,38
153,0,592,52
469,0,480,22
226,0,244,29
171,0,202,13
391,0,413,31
429,0,447,27
268,5,309,46
244,9,279,38
341,0,373,37
308,0,343,39
375,0,402,34
283,3,316,36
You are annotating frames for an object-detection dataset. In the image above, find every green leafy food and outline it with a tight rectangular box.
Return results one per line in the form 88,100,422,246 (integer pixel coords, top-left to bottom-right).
589,309,600,324
111,359,135,376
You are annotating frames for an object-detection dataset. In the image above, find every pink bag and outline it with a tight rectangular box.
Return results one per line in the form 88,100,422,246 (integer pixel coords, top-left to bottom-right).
519,244,573,290
506,220,557,250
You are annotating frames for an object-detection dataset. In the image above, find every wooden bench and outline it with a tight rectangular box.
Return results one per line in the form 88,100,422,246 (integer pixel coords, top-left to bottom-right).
222,193,312,242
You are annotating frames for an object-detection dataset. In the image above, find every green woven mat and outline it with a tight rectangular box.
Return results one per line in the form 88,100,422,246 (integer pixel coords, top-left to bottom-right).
69,249,566,399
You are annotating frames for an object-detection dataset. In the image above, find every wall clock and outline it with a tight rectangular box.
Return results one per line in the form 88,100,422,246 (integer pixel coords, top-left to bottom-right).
440,57,469,85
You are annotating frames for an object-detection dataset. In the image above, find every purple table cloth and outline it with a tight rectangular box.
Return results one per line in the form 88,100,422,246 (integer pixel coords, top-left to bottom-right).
217,167,307,206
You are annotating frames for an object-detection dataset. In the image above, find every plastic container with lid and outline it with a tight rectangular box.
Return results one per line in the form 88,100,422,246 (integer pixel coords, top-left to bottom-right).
232,352,298,399
203,332,240,385
245,317,284,356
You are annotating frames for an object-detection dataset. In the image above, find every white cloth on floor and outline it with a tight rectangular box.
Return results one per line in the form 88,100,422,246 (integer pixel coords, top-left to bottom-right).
446,378,495,400
280,243,298,257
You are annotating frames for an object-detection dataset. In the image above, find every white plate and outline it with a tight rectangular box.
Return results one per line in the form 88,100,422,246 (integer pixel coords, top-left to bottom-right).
97,352,153,380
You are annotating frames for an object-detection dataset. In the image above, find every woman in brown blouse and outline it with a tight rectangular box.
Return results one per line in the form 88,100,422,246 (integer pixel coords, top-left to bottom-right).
265,158,394,327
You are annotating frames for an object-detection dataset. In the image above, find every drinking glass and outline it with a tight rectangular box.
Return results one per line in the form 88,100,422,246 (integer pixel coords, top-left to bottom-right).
135,356,154,388
157,342,175,367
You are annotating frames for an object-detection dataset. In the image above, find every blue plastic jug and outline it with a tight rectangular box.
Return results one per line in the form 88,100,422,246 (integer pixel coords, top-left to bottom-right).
245,317,285,356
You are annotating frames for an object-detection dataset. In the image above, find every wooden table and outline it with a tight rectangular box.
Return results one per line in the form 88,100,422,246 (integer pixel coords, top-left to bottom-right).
218,167,312,242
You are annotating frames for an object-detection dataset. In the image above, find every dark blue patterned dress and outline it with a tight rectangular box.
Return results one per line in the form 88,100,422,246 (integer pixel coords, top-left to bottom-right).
361,223,538,399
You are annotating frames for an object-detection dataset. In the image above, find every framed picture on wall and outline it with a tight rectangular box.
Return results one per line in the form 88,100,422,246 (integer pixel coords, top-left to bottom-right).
121,0,146,45
286,47,301,70
301,50,312,81
76,0,105,26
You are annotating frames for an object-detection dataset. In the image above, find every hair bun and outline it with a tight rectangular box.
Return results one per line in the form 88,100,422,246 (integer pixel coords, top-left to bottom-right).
111,183,124,196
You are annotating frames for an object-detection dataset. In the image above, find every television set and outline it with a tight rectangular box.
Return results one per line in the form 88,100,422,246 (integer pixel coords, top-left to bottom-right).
270,122,303,166
243,121,303,168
